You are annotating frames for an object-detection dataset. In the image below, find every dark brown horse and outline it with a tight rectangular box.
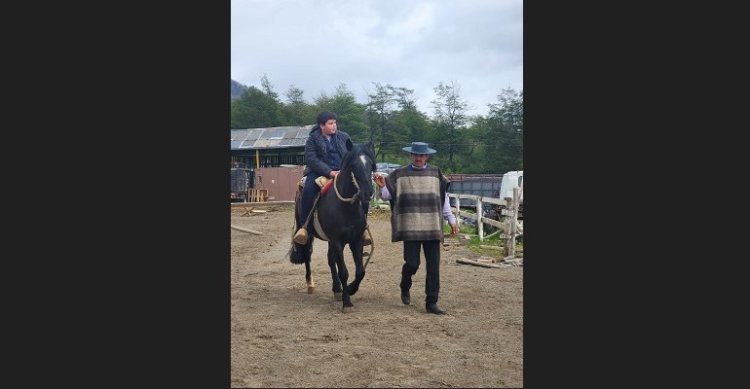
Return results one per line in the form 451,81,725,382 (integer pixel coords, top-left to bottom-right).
288,140,376,312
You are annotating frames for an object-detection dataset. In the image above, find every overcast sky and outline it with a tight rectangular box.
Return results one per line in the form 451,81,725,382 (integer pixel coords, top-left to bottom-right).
231,0,522,117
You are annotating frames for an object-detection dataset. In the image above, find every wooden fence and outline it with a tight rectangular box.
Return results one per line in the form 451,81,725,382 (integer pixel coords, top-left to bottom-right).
447,186,523,257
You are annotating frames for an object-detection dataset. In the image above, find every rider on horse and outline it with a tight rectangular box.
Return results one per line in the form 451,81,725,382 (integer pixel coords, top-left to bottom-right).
294,111,371,246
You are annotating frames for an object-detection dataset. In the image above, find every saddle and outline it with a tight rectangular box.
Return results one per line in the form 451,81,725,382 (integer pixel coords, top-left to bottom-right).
292,175,373,259
297,176,332,191
295,176,335,242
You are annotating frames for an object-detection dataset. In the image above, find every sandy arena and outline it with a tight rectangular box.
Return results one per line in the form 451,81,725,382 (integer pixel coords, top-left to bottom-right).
231,204,523,388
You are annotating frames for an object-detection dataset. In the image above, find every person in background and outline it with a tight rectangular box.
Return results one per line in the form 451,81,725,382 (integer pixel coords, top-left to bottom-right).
373,142,457,315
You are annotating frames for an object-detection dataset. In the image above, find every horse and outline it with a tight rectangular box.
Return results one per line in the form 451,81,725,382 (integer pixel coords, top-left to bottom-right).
288,139,376,313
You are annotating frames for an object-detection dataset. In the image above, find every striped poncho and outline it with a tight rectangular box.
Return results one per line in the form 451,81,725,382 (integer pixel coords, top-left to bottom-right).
385,165,450,242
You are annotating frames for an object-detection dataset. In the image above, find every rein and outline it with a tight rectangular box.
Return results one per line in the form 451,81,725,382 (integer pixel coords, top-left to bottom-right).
330,169,375,269
333,171,361,203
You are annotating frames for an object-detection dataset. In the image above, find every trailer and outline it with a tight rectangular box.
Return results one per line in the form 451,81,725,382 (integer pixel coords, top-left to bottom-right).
447,174,503,208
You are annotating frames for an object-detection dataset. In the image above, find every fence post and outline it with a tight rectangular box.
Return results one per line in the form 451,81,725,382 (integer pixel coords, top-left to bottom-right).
454,194,461,228
504,187,520,257
476,197,484,241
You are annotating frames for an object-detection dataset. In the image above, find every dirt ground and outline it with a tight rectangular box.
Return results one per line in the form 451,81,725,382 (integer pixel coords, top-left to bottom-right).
231,203,523,388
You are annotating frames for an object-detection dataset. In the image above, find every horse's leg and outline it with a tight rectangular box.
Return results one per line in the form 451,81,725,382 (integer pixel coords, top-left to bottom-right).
304,258,314,294
346,240,366,296
327,243,343,301
303,240,314,293
329,242,352,312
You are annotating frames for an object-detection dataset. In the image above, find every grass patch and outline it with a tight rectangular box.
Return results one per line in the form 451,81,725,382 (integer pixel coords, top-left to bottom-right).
444,222,523,260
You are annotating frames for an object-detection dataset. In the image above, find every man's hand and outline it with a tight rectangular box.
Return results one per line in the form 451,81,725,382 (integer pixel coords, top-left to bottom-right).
450,222,458,235
373,174,386,188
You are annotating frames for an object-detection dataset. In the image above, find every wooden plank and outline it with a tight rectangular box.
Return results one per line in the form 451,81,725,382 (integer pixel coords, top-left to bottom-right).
247,188,269,203
230,225,263,235
483,229,502,240
499,257,523,266
479,216,504,229
456,258,503,268
230,201,294,207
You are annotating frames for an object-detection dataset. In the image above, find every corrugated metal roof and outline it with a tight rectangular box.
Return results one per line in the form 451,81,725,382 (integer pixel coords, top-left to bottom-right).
230,125,314,150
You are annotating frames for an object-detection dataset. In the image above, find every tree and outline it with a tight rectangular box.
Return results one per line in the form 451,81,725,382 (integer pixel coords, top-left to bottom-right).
260,74,279,101
364,82,401,162
230,85,284,128
430,81,470,171
282,85,315,126
457,115,493,173
483,88,523,173
389,106,431,164
312,83,367,141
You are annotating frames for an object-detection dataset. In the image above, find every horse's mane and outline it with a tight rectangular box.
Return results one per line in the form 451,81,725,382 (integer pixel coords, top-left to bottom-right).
342,141,376,173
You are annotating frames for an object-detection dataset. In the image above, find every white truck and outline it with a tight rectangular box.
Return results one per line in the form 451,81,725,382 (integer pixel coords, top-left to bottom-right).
499,170,523,218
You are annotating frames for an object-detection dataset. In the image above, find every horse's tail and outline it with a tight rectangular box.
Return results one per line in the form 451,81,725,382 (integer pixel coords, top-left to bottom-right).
287,243,304,264
288,241,311,264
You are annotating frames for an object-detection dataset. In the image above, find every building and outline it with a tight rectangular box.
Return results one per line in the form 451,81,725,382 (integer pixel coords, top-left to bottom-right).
231,125,314,169
230,125,313,201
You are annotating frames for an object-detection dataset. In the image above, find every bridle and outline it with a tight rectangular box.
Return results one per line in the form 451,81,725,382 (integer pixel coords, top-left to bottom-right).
333,171,360,204
333,153,373,204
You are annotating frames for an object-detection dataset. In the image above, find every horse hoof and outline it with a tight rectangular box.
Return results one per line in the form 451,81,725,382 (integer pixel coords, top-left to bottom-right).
341,306,353,313
307,286,315,294
334,292,342,301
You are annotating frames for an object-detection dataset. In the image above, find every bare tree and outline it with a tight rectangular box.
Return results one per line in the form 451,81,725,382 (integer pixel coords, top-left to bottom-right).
365,82,396,161
431,81,469,169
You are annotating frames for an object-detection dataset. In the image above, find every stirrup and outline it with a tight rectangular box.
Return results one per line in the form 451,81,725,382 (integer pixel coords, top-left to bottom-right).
293,228,308,245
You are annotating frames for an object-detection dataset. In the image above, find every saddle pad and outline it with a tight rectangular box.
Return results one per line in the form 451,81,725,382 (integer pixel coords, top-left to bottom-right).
320,179,334,196
312,210,329,241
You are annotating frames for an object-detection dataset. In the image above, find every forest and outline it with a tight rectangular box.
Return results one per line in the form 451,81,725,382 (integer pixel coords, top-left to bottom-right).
231,75,522,174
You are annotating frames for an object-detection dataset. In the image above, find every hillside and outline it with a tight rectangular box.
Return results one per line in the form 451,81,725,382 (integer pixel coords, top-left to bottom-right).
231,79,247,100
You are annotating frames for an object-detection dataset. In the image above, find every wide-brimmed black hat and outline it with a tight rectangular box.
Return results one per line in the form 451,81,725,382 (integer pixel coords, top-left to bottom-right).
402,142,436,155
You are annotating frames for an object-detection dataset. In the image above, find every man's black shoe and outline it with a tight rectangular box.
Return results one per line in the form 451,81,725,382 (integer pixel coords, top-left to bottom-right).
426,303,446,315
401,291,410,305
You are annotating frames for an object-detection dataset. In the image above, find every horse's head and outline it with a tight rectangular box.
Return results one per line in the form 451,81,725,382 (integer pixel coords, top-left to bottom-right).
341,139,376,202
